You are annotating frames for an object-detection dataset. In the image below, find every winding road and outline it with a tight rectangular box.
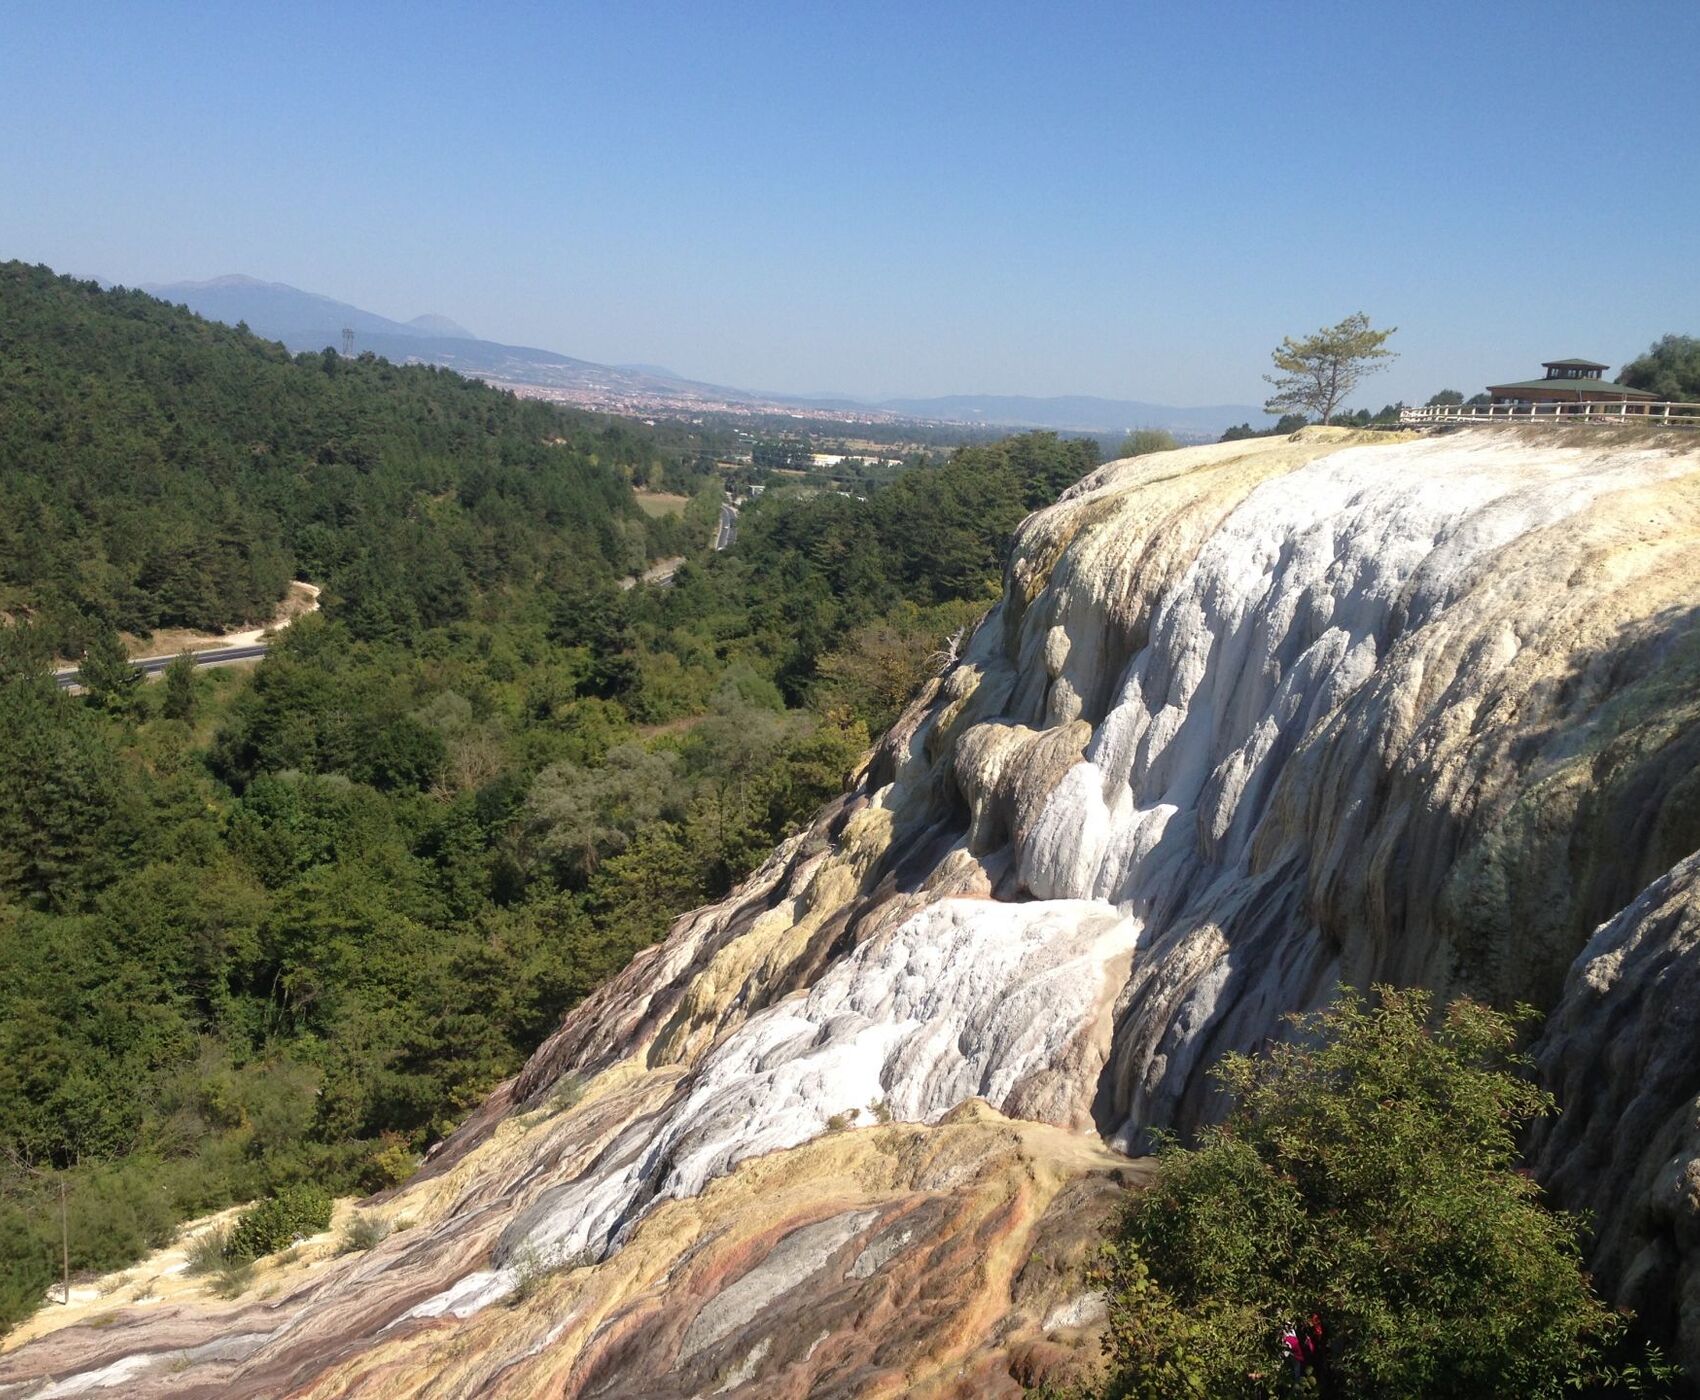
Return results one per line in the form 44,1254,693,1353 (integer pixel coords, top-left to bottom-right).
715,498,738,550
55,643,274,690
53,581,321,691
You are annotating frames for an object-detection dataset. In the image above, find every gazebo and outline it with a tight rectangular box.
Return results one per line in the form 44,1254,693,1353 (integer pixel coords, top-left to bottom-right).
1486,359,1658,411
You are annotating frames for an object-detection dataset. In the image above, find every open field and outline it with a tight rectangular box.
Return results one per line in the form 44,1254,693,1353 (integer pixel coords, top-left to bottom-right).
634,489,691,518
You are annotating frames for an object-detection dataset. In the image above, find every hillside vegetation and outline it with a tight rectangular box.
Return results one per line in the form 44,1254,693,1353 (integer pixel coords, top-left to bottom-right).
0,263,700,648
0,266,1099,1328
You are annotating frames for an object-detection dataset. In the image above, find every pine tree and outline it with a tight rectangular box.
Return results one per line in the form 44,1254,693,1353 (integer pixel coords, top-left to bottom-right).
1263,314,1397,425
79,626,140,715
161,652,198,723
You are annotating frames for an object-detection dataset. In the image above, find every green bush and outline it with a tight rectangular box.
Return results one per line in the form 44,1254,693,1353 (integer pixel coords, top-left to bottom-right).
1094,987,1670,1399
360,1134,418,1192
225,1184,333,1261
181,1225,231,1276
337,1213,391,1255
209,1258,255,1299
1117,428,1179,458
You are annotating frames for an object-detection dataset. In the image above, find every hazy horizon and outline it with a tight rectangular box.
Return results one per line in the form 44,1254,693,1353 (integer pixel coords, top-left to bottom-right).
5,1,1697,407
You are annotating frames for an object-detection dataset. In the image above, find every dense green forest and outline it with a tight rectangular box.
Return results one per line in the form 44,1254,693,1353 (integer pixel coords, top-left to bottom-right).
0,262,708,649
0,265,1099,1327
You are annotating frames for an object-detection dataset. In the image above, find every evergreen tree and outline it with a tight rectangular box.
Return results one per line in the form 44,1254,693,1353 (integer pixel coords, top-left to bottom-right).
79,625,140,715
0,677,131,908
161,652,198,723
1263,314,1398,425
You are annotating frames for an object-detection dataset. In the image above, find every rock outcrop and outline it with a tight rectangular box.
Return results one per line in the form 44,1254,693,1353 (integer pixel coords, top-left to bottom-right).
5,426,1699,1395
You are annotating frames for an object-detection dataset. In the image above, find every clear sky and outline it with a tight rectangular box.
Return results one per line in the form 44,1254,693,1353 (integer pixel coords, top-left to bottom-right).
4,1,1697,406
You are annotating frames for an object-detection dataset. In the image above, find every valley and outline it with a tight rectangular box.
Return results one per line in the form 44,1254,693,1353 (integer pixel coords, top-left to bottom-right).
5,419,1698,1394
8,6,1699,1392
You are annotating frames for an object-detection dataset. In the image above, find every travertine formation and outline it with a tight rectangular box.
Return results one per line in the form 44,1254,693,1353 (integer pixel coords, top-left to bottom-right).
5,426,1698,1395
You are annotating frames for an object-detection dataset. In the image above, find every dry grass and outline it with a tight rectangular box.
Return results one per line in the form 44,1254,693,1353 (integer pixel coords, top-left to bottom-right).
118,579,321,658
209,1259,255,1299
1434,421,1700,450
337,1213,392,1254
634,490,690,518
182,1226,231,1276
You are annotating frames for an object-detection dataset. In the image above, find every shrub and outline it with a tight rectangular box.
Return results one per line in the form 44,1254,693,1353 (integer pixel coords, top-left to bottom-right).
548,1074,586,1114
360,1133,417,1191
225,1184,333,1261
209,1258,254,1299
1095,987,1666,1398
337,1213,391,1255
181,1225,231,1276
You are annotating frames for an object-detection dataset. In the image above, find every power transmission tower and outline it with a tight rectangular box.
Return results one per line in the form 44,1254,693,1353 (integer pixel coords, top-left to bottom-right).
342,327,355,357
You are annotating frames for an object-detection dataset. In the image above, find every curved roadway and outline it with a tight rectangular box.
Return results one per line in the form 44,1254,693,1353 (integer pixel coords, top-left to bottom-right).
54,642,274,690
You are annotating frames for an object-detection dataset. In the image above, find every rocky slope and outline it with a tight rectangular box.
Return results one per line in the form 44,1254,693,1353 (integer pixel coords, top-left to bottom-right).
5,426,1699,1396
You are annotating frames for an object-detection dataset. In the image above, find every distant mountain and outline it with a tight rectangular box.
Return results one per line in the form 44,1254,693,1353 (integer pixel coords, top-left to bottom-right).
141,275,1263,435
141,274,763,405
615,363,686,380
141,275,462,349
407,313,474,339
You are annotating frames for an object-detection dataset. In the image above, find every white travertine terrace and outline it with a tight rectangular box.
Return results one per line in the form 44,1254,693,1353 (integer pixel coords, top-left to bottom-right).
8,427,1700,1395
407,897,1136,1318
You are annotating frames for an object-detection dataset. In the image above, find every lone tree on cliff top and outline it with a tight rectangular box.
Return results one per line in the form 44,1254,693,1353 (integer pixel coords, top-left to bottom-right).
1263,313,1397,425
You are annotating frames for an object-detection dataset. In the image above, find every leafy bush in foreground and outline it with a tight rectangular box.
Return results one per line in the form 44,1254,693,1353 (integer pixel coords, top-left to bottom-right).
1093,987,1673,1399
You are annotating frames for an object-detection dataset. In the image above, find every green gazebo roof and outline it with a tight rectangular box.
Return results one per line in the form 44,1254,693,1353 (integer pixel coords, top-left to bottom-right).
1486,378,1658,399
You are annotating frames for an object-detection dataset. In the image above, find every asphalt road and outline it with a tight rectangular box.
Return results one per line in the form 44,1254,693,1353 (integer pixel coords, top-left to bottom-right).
55,642,272,690
715,499,738,550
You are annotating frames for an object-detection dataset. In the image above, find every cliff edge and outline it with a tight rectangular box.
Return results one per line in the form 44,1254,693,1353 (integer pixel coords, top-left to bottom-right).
6,426,1699,1396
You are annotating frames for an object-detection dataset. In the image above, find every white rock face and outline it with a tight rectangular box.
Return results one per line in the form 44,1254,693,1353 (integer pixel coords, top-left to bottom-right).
467,430,1700,1329
16,430,1700,1392
1000,437,1692,1136
411,897,1135,1315
423,432,1700,1320
1531,854,1700,1369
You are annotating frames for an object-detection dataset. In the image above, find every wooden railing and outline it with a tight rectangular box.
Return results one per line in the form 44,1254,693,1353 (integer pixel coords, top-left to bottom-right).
1400,401,1700,427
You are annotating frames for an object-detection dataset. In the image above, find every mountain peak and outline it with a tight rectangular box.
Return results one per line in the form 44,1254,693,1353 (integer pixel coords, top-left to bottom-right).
161,273,295,292
407,313,474,339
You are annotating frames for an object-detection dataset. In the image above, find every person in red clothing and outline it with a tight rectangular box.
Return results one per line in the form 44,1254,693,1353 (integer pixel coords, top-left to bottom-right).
1281,1313,1326,1380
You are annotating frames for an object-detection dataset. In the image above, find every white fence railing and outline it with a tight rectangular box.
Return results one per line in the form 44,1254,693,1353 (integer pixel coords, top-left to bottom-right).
1400,400,1700,427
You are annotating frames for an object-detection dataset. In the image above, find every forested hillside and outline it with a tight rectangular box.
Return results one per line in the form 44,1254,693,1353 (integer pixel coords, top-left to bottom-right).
0,263,700,648
0,267,1100,1328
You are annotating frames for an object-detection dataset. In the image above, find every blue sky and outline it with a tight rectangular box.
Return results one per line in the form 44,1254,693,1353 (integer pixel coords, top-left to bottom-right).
3,1,1697,405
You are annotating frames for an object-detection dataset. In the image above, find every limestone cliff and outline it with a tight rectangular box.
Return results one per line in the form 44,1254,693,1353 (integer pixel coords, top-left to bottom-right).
5,426,1699,1396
